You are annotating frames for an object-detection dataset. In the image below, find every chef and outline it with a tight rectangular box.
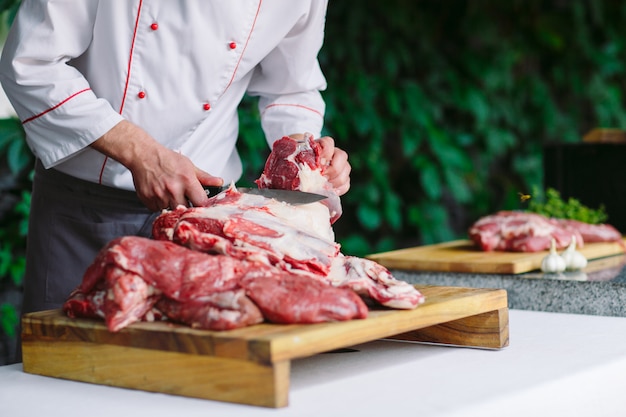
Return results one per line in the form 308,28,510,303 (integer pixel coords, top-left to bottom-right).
0,0,351,318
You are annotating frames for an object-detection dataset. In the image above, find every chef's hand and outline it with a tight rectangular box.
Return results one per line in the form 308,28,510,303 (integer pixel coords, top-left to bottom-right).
316,136,351,196
91,120,223,211
129,150,223,211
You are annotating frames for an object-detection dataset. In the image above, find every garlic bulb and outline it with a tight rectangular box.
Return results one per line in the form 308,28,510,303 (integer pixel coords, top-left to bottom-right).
561,236,587,271
541,238,566,273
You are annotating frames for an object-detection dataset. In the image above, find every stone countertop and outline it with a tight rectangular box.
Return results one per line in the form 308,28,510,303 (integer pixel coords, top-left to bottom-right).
393,254,626,317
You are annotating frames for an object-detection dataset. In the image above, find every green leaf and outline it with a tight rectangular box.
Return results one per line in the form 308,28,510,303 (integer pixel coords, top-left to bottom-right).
8,136,33,173
385,89,402,118
10,256,25,286
465,90,490,127
527,188,608,223
0,118,23,149
420,164,441,199
0,244,10,277
400,130,421,157
443,169,472,204
383,191,403,231
373,236,397,253
356,203,382,230
338,233,372,257
410,201,454,244
0,303,18,338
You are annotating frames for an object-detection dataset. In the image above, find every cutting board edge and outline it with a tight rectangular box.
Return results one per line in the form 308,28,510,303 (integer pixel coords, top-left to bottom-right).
21,286,508,363
20,285,509,408
368,239,626,274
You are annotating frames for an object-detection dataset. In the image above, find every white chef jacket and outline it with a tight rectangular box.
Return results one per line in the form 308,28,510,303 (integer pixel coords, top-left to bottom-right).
0,0,328,189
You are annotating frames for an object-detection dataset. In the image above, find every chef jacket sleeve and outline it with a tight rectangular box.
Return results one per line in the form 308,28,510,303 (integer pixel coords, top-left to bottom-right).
247,0,328,145
0,0,124,169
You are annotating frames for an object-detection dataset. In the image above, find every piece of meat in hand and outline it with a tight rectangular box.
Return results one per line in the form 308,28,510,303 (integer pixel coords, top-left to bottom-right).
256,134,343,223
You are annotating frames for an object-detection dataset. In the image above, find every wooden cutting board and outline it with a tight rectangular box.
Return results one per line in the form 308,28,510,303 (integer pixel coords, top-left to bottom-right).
21,285,508,408
367,238,626,274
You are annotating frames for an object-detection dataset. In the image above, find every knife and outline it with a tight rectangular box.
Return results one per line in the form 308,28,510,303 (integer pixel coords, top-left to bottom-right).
204,186,327,205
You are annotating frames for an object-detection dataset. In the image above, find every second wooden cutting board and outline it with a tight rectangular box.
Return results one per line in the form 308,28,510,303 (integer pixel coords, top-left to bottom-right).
367,239,626,274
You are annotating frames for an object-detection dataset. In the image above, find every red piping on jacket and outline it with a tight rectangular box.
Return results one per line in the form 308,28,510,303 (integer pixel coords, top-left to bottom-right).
118,0,143,116
219,0,262,99
261,103,323,119
21,88,92,124
255,1,323,124
98,0,144,184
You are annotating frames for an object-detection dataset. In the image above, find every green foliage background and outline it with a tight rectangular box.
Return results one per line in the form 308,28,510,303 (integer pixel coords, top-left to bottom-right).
3,0,626,359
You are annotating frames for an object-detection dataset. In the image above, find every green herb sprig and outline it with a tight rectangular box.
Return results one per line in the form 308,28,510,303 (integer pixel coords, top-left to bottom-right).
527,188,608,224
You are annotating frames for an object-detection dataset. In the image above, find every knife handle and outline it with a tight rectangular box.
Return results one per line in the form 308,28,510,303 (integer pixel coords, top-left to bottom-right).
204,186,225,196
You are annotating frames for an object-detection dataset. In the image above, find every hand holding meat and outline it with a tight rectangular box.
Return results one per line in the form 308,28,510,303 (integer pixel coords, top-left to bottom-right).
316,136,351,196
258,134,344,223
286,133,351,196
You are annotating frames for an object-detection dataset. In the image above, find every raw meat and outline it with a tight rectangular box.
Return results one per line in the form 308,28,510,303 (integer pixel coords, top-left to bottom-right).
155,290,264,330
64,284,112,323
64,235,373,332
242,273,368,323
469,211,580,252
552,218,623,245
151,206,186,241
64,236,268,331
65,149,427,331
162,185,341,276
153,186,425,310
256,134,343,223
329,256,426,309
469,210,623,252
79,236,249,298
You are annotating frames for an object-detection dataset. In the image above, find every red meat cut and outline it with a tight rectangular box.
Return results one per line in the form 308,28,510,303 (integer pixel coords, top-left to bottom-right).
256,134,343,223
154,290,264,330
64,236,268,331
161,185,341,276
153,186,425,310
469,210,623,252
63,236,372,332
552,218,623,244
329,256,426,309
65,157,427,332
242,274,368,323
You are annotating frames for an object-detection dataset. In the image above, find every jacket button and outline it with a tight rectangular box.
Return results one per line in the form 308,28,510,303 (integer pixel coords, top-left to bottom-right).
229,42,237,50
203,103,211,111
138,91,146,99
150,23,159,31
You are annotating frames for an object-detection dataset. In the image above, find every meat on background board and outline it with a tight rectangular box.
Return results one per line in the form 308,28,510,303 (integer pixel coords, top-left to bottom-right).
469,210,623,252
64,136,425,332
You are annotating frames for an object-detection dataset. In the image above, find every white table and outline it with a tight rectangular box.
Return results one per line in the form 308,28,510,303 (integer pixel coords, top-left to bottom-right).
2,309,626,417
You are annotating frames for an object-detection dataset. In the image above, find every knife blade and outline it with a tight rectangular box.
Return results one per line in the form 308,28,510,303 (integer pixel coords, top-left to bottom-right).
204,186,327,205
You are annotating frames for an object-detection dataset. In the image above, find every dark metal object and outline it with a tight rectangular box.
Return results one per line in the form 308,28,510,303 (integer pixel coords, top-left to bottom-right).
204,186,326,205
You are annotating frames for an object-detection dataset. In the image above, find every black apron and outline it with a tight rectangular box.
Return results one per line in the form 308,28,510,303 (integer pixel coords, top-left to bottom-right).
21,160,159,314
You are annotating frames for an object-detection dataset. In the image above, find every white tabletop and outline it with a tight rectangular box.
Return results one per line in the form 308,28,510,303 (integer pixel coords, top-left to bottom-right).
2,309,626,417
